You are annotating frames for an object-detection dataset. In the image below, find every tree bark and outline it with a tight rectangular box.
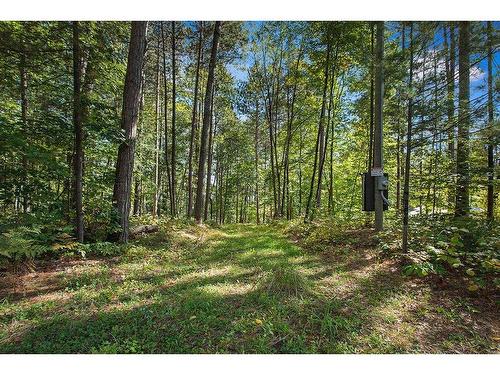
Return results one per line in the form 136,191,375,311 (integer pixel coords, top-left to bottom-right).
161,22,173,215
443,23,456,211
171,21,177,217
455,21,470,217
152,36,161,219
111,21,148,243
254,98,261,224
72,21,84,242
305,26,331,222
402,22,413,252
187,23,203,217
19,26,30,214
194,21,221,223
487,21,495,220
204,90,216,221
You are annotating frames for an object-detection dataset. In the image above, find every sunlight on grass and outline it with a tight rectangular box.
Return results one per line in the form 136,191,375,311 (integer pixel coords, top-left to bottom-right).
1,223,496,354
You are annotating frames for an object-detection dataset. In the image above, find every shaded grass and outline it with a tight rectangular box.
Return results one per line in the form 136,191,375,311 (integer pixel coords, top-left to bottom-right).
0,222,497,353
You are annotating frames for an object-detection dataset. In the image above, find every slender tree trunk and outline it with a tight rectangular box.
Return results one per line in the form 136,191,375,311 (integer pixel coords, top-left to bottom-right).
298,125,303,216
111,21,148,243
171,21,177,216
373,21,385,232
444,23,456,211
194,21,221,223
402,22,413,252
187,23,203,217
19,30,30,214
455,21,470,217
305,27,331,222
487,21,495,220
133,178,141,216
254,98,261,224
204,92,216,221
72,21,84,242
368,22,375,171
161,22,173,215
316,43,338,209
152,37,161,218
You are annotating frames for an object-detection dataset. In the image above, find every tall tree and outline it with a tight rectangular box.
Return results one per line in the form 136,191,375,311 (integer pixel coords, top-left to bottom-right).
254,98,260,224
171,21,177,216
187,23,203,217
402,22,413,252
72,21,84,242
443,22,456,210
373,21,385,231
194,21,221,223
455,21,470,217
152,36,161,219
111,21,148,243
19,24,30,214
486,21,495,220
305,25,331,222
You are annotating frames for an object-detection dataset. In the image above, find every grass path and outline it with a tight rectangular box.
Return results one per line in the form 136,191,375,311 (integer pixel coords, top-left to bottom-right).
0,223,497,353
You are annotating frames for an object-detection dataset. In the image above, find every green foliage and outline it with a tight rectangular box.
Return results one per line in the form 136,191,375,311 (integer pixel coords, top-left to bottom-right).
380,216,499,291
79,242,125,257
0,226,50,261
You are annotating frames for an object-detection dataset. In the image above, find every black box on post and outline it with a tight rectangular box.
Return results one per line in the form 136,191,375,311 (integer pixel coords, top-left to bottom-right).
362,172,388,211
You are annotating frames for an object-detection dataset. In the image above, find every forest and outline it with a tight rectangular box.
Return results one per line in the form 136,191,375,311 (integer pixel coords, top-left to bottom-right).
0,21,498,354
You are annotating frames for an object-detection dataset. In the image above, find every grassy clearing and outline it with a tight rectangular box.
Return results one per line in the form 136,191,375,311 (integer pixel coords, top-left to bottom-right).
0,222,498,353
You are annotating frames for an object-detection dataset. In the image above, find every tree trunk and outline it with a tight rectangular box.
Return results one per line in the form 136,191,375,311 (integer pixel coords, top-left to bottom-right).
194,21,221,223
161,22,173,215
187,23,203,217
444,23,456,211
487,21,495,220
204,91,216,221
171,21,177,217
368,22,375,171
152,37,161,218
111,21,148,243
72,21,84,242
373,21,384,232
305,26,331,222
455,21,470,217
19,28,30,214
402,22,413,252
255,98,260,224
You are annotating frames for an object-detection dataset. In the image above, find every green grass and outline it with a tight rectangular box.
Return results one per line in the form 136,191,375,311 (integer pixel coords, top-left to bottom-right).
0,223,497,353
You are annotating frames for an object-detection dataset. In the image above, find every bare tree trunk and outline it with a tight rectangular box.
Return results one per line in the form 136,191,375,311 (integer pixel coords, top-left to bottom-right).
171,21,177,217
402,22,413,252
444,23,456,211
187,23,203,217
111,22,148,243
487,21,495,220
194,21,221,223
305,26,331,222
73,21,84,242
316,43,338,209
152,37,161,218
373,21,385,232
282,47,301,218
161,22,173,215
455,21,470,217
204,92,216,221
254,98,260,224
19,28,30,214
368,22,375,172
